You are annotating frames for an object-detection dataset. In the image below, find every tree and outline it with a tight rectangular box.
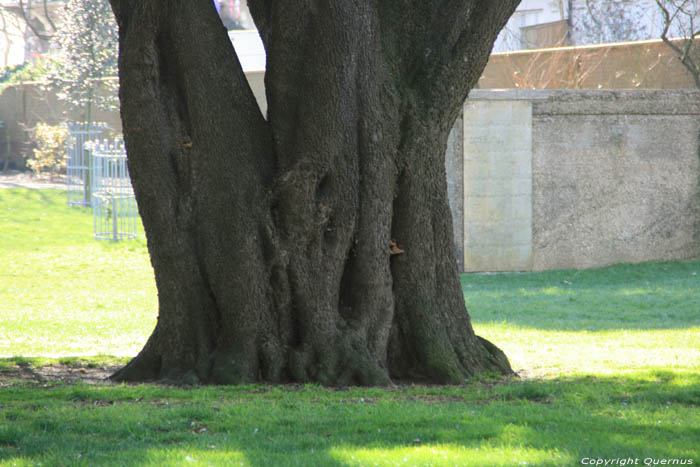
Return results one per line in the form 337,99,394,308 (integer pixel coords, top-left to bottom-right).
46,0,118,119
109,0,519,386
654,0,700,89
45,0,117,204
571,0,648,45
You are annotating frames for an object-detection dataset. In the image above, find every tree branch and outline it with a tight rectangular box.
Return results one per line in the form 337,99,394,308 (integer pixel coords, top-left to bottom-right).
43,0,56,32
585,0,604,29
655,0,700,89
17,0,52,41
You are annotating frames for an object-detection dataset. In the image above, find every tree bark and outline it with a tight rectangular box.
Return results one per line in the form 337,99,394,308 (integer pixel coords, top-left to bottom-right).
109,0,519,386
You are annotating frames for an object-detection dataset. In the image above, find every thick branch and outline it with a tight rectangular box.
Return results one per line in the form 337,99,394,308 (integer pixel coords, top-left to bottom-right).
414,1,520,125
111,0,273,178
245,0,272,43
108,0,125,28
110,0,277,383
378,1,518,120
655,0,700,89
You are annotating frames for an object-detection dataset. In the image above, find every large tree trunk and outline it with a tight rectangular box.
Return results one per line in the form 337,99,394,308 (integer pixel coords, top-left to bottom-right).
109,0,519,386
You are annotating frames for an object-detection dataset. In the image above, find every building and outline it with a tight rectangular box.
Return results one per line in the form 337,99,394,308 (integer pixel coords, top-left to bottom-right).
493,0,570,52
0,0,62,69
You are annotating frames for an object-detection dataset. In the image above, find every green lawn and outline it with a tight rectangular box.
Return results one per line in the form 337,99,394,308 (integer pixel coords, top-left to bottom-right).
1,188,699,466
0,188,156,357
463,262,700,378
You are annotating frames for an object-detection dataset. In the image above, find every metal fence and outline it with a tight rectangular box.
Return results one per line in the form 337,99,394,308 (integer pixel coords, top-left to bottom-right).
66,122,108,207
90,138,139,240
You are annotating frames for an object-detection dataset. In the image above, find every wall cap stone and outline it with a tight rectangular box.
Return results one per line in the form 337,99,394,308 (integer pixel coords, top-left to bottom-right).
468,89,700,115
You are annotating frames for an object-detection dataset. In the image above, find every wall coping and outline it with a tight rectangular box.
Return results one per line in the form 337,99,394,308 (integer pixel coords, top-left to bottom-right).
468,89,700,115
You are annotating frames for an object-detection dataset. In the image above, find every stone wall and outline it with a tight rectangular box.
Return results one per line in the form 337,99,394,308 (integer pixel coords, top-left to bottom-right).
448,89,700,271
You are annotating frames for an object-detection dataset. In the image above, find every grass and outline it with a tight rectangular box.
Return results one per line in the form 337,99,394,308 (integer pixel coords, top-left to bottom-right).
1,187,699,466
0,188,156,357
0,375,698,466
461,263,700,377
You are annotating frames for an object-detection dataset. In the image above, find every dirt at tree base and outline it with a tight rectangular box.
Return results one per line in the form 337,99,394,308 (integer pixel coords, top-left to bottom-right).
0,362,531,388
0,364,120,386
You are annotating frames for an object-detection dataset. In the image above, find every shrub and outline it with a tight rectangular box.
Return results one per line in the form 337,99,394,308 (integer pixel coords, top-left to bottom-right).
26,123,69,175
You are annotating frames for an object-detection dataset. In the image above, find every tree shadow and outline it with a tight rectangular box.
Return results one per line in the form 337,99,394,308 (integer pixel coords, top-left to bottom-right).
0,187,66,211
462,260,700,331
20,187,57,204
0,373,698,466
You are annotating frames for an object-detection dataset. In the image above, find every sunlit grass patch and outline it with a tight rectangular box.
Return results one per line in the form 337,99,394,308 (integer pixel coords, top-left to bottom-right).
0,188,157,357
474,325,700,377
140,448,248,466
329,444,574,466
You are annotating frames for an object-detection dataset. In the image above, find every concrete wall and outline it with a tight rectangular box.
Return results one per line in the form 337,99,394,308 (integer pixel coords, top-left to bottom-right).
445,113,464,272
461,99,533,272
449,89,700,271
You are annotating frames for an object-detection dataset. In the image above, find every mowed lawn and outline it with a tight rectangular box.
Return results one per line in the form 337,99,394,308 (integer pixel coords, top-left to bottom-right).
1,187,699,466
0,188,156,357
464,262,700,378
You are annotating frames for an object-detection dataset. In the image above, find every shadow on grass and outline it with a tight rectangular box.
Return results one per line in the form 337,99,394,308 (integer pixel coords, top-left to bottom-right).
6,187,62,205
0,373,698,466
462,260,700,331
0,187,80,209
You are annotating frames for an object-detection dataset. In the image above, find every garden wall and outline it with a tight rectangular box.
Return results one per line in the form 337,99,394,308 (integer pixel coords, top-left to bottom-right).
0,82,122,170
0,72,266,170
4,81,699,272
478,37,700,90
448,89,700,272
